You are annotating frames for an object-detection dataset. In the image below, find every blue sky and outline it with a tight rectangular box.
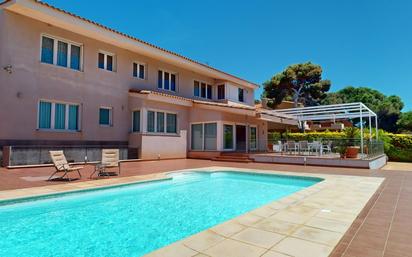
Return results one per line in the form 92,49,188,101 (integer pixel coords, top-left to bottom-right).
46,0,412,111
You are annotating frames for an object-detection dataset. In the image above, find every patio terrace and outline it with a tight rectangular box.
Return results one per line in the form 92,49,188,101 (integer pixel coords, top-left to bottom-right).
0,159,411,257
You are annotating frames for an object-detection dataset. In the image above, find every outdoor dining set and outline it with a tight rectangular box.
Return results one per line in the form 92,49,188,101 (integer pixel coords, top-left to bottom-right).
273,140,333,156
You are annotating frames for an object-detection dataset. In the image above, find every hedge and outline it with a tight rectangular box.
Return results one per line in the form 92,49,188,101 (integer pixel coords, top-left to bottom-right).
268,130,412,162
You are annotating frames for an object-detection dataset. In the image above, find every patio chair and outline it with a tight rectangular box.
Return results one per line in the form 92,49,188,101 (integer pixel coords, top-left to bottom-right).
286,141,298,155
322,141,333,155
311,141,322,155
299,141,310,155
48,150,83,181
90,149,121,178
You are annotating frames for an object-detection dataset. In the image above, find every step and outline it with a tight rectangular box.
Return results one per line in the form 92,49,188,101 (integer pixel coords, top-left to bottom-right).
214,155,251,160
220,152,250,157
212,157,253,163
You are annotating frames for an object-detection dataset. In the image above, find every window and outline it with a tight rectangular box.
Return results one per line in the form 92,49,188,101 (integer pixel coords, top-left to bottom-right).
38,100,80,131
218,84,225,100
158,70,177,91
41,35,82,71
238,88,245,102
70,45,81,70
132,110,140,132
41,36,54,64
68,105,79,130
38,101,52,129
194,80,212,99
194,81,200,97
156,112,165,133
191,124,203,150
204,123,217,150
57,41,68,67
54,103,66,129
166,113,177,133
201,83,206,98
224,124,234,149
207,85,212,99
133,62,146,79
98,51,115,71
147,111,155,132
249,126,257,150
190,122,217,150
147,110,177,133
99,107,112,126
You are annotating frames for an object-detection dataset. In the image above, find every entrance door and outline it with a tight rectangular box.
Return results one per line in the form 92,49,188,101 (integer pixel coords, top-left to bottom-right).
236,125,247,152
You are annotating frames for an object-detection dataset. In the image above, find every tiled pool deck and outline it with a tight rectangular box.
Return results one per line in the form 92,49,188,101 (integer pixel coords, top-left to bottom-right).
0,160,411,257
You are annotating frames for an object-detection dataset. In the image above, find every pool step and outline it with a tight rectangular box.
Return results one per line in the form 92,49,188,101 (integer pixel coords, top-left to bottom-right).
212,153,253,163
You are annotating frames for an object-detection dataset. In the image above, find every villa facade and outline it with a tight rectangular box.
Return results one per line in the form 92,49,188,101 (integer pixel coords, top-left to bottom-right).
0,0,296,165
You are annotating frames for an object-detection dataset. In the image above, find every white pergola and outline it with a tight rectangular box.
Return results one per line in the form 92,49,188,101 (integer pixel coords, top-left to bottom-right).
272,102,378,154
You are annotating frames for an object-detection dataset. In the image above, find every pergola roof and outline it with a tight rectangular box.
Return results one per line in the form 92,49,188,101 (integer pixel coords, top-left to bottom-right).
273,102,377,122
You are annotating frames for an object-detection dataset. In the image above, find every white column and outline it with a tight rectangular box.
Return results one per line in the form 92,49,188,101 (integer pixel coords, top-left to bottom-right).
375,116,379,140
216,121,223,151
360,106,364,154
141,108,147,133
369,114,372,140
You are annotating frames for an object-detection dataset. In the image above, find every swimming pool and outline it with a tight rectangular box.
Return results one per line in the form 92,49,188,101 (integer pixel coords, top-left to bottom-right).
0,171,321,257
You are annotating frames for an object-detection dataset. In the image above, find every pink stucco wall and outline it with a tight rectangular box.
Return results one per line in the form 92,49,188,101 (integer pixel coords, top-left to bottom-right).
0,10,266,159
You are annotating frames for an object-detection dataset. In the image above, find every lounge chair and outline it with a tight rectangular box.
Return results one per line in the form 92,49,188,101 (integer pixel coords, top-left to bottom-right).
90,149,121,178
48,150,83,181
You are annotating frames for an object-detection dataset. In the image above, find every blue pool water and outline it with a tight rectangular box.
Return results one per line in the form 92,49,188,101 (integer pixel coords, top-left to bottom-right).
0,171,320,257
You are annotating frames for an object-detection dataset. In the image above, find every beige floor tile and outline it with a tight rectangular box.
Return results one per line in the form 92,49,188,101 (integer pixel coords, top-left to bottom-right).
305,216,351,233
272,237,333,257
193,254,210,257
183,230,225,252
291,226,343,246
210,221,246,237
266,201,288,210
270,210,313,224
203,238,266,257
261,250,291,257
315,209,357,223
145,242,198,257
232,227,285,249
250,206,278,217
252,218,301,235
234,213,264,226
286,205,320,216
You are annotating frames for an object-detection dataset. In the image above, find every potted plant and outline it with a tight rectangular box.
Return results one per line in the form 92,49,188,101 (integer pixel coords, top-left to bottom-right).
344,127,360,158
335,144,347,158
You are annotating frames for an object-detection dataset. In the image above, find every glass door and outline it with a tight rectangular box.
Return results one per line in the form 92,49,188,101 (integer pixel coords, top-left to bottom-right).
235,125,247,151
223,124,234,150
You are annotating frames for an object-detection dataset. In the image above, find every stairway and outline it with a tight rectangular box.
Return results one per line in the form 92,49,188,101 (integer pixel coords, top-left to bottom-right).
212,152,253,163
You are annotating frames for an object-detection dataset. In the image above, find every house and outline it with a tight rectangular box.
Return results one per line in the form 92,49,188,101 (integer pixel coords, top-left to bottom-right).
0,0,297,166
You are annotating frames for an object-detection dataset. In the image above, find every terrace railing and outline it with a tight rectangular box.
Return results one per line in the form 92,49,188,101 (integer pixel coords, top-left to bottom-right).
259,138,385,160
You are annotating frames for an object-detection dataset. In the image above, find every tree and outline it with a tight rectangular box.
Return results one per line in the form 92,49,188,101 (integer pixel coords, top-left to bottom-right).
263,62,331,108
322,86,404,132
397,111,412,133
